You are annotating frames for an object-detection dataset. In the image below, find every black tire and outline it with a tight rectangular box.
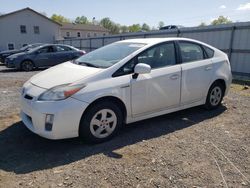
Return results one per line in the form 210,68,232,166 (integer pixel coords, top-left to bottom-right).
21,60,34,71
79,101,123,143
205,82,225,110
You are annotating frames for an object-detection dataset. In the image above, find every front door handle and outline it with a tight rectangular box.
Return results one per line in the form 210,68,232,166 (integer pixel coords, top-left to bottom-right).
205,66,212,71
170,74,179,80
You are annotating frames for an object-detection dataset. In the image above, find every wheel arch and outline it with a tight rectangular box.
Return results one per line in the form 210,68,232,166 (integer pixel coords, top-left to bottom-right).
215,79,226,92
21,59,34,64
208,79,226,96
80,96,128,124
21,59,35,67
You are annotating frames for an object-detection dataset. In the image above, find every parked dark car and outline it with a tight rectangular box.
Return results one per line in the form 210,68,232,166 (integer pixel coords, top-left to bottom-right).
5,44,86,71
0,43,43,63
159,25,184,30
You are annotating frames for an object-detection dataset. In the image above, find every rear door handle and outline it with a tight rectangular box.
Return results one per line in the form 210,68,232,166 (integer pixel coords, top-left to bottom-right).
205,66,212,71
170,74,179,80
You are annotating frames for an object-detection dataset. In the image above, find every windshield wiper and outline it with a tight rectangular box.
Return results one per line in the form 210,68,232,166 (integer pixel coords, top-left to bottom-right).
76,61,99,68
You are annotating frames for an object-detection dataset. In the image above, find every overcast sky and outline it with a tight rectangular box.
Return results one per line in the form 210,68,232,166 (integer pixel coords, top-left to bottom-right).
1,0,250,27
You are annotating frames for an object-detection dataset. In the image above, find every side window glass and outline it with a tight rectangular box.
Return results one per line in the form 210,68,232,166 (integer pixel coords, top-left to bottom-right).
179,42,204,63
56,46,65,52
37,47,48,54
113,58,136,77
61,46,72,51
47,46,55,53
38,46,54,54
56,46,72,52
203,45,214,58
113,42,176,77
137,42,176,69
63,46,72,51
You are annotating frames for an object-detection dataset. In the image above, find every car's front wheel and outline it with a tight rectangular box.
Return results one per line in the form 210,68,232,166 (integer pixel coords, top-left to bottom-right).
205,82,225,110
21,60,34,71
79,101,123,143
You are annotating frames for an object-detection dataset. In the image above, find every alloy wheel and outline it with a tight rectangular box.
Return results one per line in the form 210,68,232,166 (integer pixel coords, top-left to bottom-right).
22,61,33,71
90,109,117,138
210,86,222,106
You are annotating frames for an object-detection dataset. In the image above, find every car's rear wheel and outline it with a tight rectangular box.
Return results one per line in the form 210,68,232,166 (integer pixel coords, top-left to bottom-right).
79,101,123,143
205,82,224,110
21,60,34,71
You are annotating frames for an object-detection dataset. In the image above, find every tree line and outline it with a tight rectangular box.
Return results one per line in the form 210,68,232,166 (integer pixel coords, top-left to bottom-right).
51,14,157,34
50,14,233,34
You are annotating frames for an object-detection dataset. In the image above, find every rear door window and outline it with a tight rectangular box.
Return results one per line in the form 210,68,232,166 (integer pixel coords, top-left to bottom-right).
56,46,73,52
179,42,204,63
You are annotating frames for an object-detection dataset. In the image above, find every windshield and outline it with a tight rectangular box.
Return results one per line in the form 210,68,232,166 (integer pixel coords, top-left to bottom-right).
20,44,42,51
74,42,145,68
28,45,46,53
20,45,30,51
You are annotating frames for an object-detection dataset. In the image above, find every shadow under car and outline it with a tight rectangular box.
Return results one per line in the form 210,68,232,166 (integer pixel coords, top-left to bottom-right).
0,105,226,174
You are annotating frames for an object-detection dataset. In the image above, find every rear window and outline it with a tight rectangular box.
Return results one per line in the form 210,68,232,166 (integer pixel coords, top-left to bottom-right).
56,46,73,52
203,45,214,58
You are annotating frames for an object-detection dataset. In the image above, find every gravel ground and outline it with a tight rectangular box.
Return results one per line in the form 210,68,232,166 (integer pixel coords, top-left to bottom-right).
0,65,249,188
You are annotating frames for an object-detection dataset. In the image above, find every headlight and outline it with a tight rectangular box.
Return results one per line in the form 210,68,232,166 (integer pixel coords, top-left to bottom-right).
9,56,17,61
21,81,31,95
38,83,86,101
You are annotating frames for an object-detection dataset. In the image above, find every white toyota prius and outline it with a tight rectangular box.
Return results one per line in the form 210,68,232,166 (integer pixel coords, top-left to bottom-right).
21,38,232,143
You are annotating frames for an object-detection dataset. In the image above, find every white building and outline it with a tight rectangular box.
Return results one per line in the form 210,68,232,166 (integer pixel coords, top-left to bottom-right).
0,8,61,51
60,23,109,39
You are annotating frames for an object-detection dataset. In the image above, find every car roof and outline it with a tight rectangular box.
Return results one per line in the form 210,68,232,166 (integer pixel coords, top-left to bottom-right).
117,37,200,45
29,43,44,46
54,44,79,50
32,44,79,51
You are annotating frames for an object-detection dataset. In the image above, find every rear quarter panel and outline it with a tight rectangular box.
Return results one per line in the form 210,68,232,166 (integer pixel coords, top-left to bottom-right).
210,55,232,96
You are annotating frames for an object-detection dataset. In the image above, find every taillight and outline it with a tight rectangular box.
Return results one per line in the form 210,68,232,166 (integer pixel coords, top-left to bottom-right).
80,51,86,55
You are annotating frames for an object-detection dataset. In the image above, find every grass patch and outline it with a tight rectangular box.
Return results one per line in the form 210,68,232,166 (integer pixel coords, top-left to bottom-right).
230,83,250,97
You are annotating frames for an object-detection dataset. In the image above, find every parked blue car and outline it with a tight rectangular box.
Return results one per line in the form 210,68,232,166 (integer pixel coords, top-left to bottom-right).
0,43,43,64
5,44,86,71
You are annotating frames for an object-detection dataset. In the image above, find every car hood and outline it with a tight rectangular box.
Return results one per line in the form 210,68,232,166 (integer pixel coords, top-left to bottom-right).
0,49,22,56
30,61,102,89
8,52,26,58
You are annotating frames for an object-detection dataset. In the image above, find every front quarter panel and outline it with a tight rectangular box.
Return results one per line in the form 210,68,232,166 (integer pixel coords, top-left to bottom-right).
13,54,34,69
72,75,132,118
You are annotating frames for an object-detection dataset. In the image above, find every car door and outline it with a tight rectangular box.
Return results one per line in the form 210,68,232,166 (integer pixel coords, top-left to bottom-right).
35,46,57,67
130,42,181,116
54,45,74,64
178,41,213,105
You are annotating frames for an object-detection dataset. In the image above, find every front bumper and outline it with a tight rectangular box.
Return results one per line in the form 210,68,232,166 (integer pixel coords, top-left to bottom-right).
5,58,16,68
0,56,4,63
20,84,89,139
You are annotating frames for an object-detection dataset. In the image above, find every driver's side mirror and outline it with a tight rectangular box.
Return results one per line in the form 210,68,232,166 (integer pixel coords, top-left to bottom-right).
133,63,151,79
